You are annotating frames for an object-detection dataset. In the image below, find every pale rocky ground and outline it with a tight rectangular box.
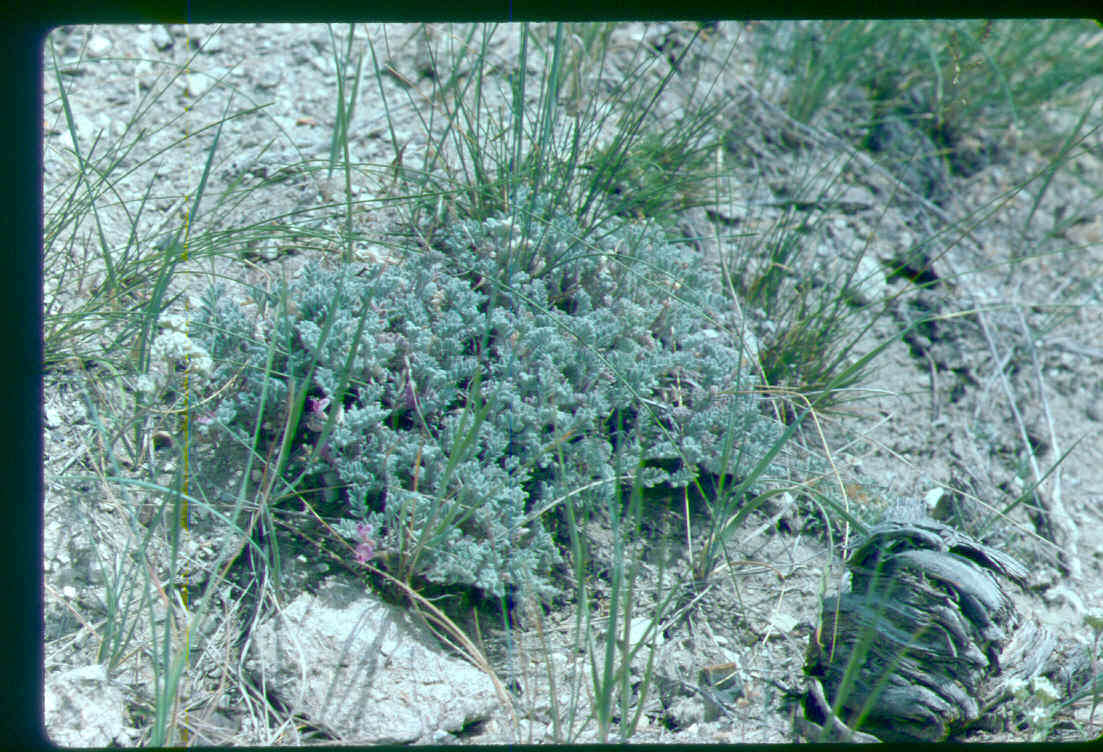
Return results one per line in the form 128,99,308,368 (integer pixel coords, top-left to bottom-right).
42,22,1102,744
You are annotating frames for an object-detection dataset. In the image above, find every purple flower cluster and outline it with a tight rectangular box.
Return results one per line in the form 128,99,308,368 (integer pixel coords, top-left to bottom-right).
354,522,376,564
306,396,330,432
306,396,335,462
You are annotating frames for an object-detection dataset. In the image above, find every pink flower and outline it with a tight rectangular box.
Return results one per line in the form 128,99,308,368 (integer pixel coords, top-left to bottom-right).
354,522,376,564
306,396,330,432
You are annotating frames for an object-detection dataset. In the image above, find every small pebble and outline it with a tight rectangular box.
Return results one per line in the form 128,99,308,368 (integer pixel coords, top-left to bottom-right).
199,35,223,54
44,405,62,429
255,66,282,89
86,35,112,57
150,25,173,51
184,73,212,97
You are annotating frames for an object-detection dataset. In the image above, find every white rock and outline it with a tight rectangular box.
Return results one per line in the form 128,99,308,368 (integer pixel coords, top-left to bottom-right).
86,35,112,57
61,663,107,682
247,579,500,744
513,719,549,742
183,73,213,97
767,610,799,634
44,404,62,428
44,664,130,746
199,34,223,54
847,254,887,305
923,487,945,513
150,25,173,51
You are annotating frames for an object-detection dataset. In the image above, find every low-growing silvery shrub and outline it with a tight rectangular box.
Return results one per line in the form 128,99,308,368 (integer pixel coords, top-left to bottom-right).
188,193,783,598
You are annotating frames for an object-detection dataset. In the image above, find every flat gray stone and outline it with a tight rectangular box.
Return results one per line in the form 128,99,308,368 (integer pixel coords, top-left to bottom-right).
247,578,500,744
44,664,135,747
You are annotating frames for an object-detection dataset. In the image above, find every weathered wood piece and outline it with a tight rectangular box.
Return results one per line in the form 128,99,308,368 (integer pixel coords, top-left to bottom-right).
801,514,1058,742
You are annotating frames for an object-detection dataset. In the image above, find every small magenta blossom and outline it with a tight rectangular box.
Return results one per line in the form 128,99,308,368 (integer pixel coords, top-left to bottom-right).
354,522,376,564
305,396,330,433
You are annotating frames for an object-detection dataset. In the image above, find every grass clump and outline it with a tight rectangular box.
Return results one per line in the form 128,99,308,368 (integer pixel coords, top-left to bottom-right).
375,23,725,247
754,20,1103,187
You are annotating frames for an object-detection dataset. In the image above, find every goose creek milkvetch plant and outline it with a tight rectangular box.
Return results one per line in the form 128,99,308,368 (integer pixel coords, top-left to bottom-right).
187,188,786,599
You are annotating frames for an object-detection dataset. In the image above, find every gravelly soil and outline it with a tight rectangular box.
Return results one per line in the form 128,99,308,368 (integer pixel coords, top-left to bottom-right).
42,21,1102,744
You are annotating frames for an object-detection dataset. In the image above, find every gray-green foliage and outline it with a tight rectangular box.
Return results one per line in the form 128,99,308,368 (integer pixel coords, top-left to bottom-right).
190,192,782,597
